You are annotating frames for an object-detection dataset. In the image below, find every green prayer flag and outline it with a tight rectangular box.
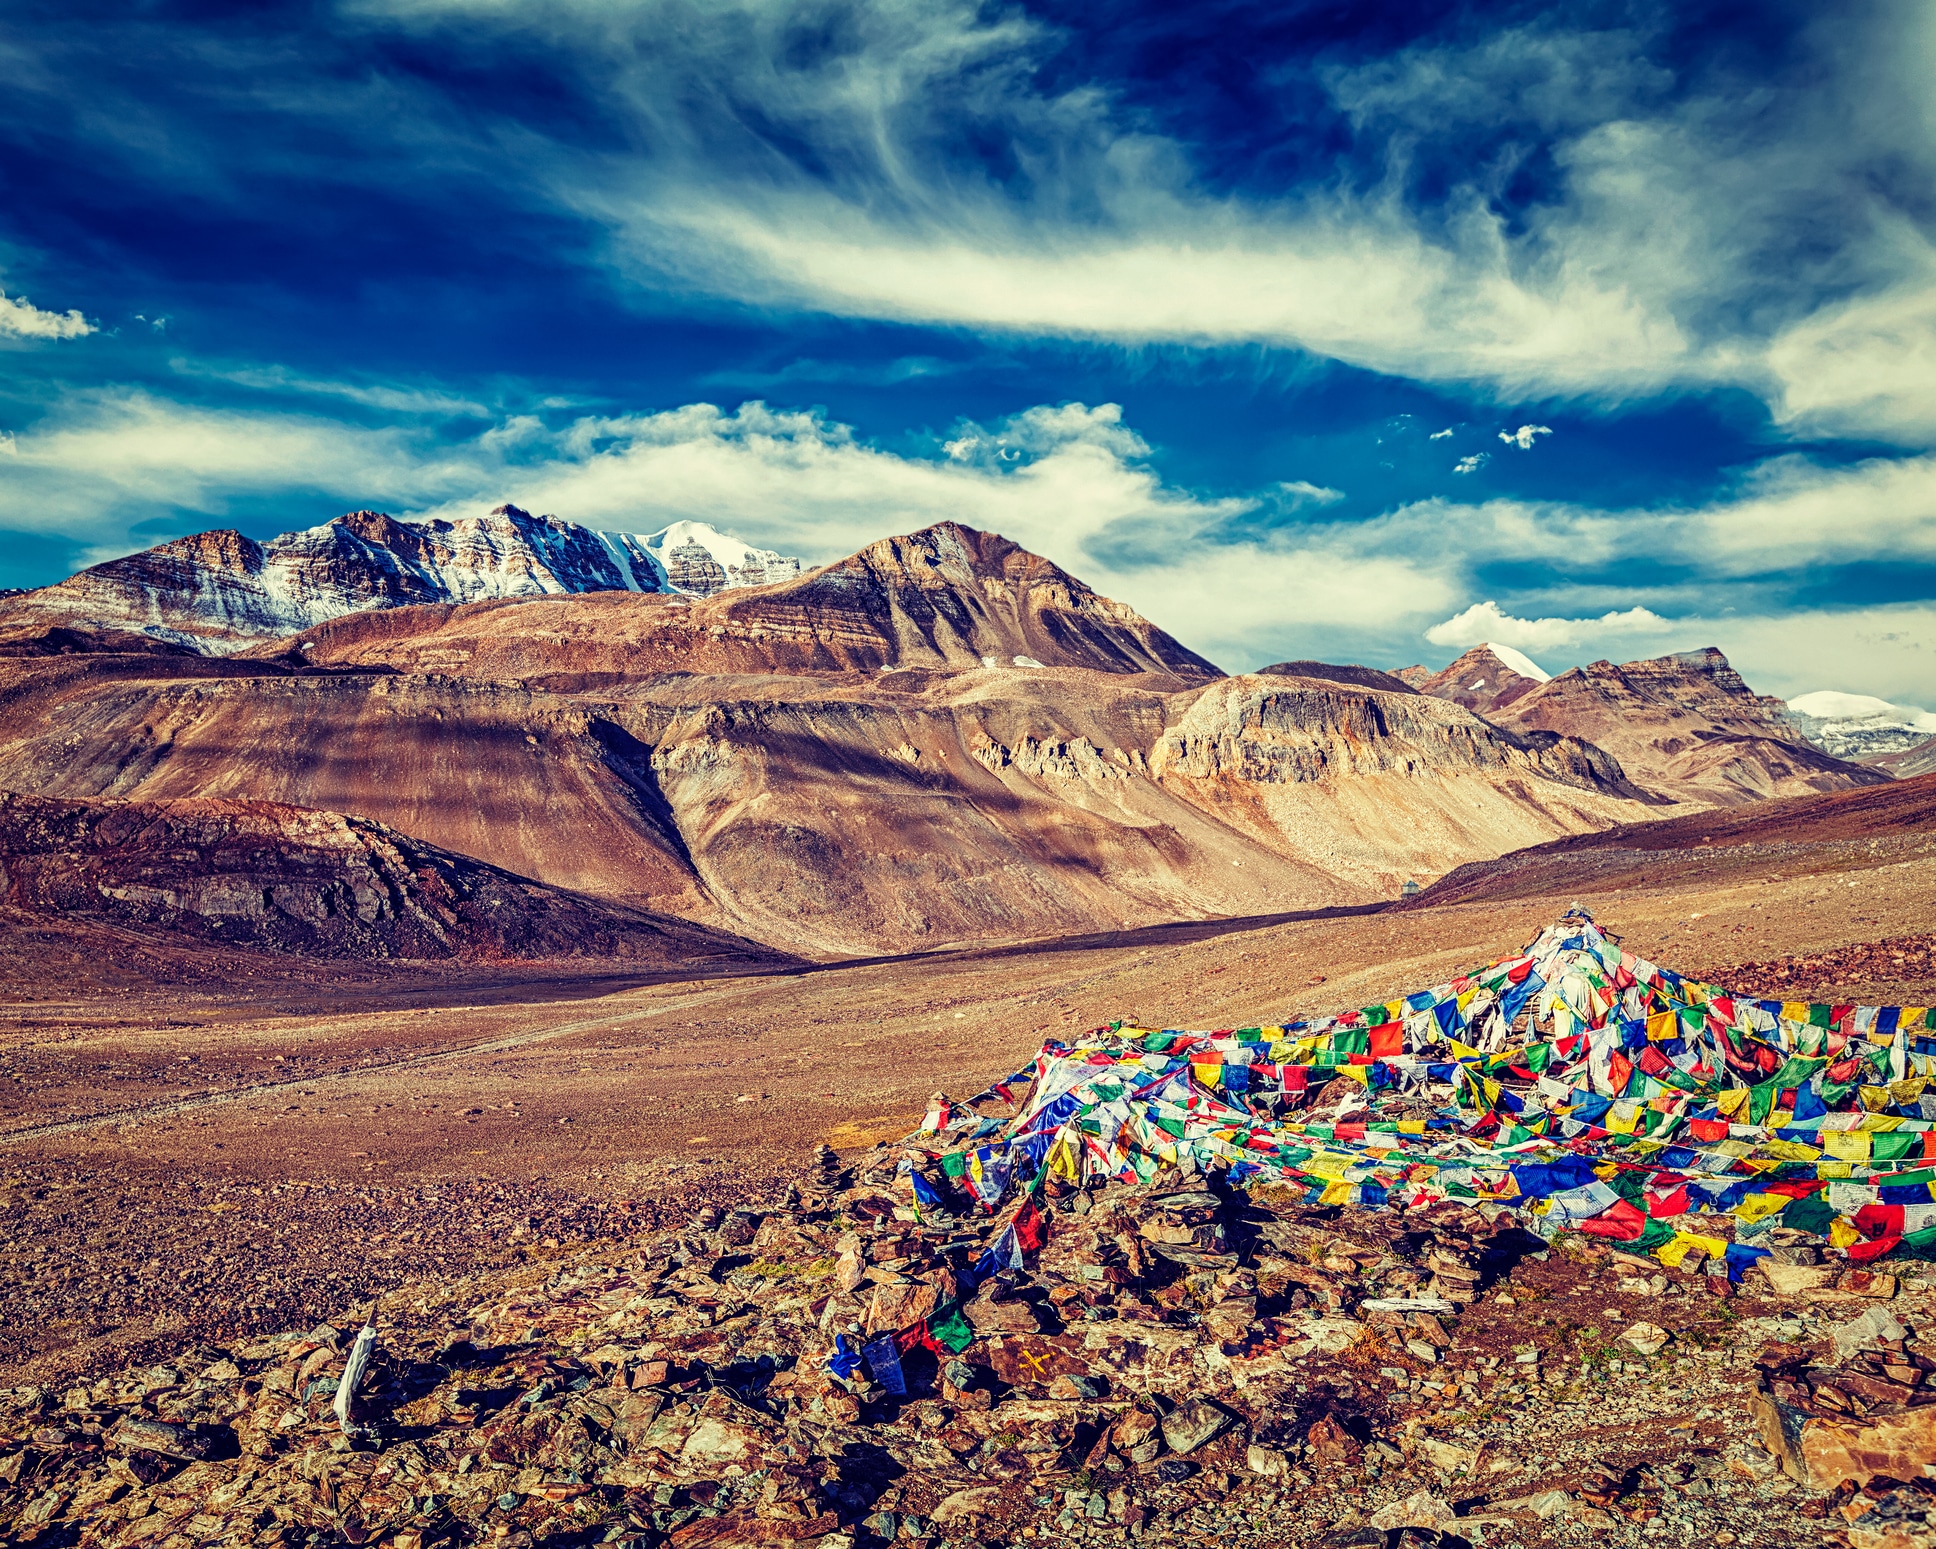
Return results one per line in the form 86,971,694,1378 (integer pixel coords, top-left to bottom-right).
930,1304,976,1353
1781,1196,1835,1236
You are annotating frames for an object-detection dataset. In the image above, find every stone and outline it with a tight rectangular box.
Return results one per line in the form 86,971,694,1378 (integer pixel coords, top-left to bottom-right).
678,1417,763,1470
1617,1322,1670,1358
1414,1437,1476,1473
1831,1306,1909,1361
1160,1397,1236,1456
1305,1414,1361,1467
1367,1490,1458,1532
1528,1489,1576,1520
985,1336,1089,1388
1839,1270,1900,1299
865,1279,942,1334
1760,1263,1834,1297
932,1486,1002,1525
1246,1443,1291,1479
1793,1403,1936,1491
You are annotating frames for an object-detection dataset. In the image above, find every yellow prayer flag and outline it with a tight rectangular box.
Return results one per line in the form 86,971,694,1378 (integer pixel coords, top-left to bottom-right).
1714,1088,1753,1121
1646,1010,1679,1042
1732,1193,1790,1223
1823,1128,1874,1161
1830,1218,1862,1249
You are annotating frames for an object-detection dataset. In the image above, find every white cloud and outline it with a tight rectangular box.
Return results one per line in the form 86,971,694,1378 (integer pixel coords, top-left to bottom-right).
11,378,1935,701
1429,427,1454,439
334,0,1936,442
1498,424,1552,449
1453,453,1489,474
0,286,93,340
1425,599,1671,652
1277,480,1345,507
169,359,491,416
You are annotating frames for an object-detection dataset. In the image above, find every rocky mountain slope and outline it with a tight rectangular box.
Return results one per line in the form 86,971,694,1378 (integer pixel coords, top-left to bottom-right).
1413,645,1885,806
1402,769,1936,910
0,527,1673,954
1873,735,1936,780
0,791,790,967
1256,660,1419,694
1397,642,1549,714
259,522,1223,683
0,506,801,652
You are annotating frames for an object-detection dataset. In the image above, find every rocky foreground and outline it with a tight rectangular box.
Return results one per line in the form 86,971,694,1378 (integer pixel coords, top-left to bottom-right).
4,1144,1931,1549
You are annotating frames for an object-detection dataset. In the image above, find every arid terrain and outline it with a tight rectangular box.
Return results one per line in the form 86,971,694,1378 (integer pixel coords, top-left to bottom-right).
3,776,1931,1379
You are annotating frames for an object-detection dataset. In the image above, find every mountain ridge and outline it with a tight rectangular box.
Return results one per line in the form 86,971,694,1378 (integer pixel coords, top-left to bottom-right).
0,505,804,652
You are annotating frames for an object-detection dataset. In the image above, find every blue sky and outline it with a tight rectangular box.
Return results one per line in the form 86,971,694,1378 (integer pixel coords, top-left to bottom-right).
1,0,1933,698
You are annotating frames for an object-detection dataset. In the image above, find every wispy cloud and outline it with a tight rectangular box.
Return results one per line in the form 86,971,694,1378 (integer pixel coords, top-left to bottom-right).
699,355,968,390
1498,424,1552,449
327,0,1936,443
1453,453,1489,474
0,286,93,340
168,359,491,416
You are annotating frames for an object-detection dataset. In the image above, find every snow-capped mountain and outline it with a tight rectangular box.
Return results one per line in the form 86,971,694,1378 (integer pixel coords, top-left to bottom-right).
1784,690,1936,761
0,505,804,651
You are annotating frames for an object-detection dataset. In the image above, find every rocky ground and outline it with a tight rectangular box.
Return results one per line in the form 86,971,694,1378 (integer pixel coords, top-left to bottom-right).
1,1140,1924,1549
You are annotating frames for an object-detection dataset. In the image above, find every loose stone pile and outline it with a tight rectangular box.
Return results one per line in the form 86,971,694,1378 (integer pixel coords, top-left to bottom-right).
5,1135,1929,1549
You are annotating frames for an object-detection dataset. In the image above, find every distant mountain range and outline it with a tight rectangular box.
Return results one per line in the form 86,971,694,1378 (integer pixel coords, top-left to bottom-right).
1398,643,1888,808
2,505,801,650
1783,690,1936,776
0,511,1894,956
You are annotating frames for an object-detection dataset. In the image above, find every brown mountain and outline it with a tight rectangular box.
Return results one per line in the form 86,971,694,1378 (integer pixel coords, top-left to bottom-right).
0,790,790,968
1404,644,1547,715
1254,660,1419,694
255,522,1223,684
1403,769,1936,911
1872,735,1936,781
0,524,1676,955
1410,645,1886,806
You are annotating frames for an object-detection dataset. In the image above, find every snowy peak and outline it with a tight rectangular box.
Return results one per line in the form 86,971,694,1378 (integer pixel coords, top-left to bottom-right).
1,505,806,650
1484,641,1550,683
1784,690,1936,762
633,519,803,597
1407,643,1550,716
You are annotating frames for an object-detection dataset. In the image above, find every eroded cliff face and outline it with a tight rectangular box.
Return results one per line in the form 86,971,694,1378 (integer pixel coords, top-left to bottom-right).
0,791,786,966
0,655,1668,955
1482,648,1888,806
1144,677,1671,899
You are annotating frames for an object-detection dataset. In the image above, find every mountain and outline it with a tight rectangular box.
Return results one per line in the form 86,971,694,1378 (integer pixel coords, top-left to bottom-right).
0,506,802,652
0,523,1678,955
1400,642,1550,716
1871,735,1936,780
1254,660,1419,694
1402,769,1936,911
255,521,1225,683
0,790,792,967
1412,645,1887,806
1783,690,1936,762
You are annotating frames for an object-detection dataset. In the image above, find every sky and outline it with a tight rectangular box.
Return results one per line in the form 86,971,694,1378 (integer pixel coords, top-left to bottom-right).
1,0,1934,698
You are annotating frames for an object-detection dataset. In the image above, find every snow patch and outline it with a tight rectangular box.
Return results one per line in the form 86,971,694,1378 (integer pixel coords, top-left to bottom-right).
1484,642,1551,682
